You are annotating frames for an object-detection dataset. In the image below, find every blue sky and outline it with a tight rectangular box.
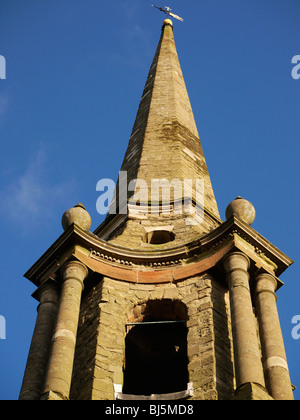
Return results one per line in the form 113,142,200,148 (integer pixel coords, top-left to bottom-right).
0,0,299,400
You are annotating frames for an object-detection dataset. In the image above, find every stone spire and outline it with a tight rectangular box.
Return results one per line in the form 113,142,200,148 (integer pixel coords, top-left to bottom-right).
96,20,221,248
20,17,295,402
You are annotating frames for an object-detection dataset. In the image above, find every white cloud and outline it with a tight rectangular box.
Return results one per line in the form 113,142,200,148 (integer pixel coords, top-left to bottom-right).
108,1,154,68
0,146,76,234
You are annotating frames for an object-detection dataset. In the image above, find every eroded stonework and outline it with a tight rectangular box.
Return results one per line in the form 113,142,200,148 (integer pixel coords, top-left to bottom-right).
70,273,234,400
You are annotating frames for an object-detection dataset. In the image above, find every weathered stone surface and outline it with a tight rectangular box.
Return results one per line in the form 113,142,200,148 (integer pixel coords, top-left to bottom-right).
62,203,92,231
69,272,235,400
255,273,294,400
225,197,256,226
95,22,221,249
43,261,88,400
20,15,293,404
19,281,59,400
234,383,274,401
224,252,265,389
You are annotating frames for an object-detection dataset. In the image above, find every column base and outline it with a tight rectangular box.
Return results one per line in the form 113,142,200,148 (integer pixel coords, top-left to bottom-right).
233,383,273,401
40,390,67,401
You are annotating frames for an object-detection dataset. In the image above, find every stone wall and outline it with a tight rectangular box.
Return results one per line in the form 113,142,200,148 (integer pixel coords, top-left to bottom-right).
70,272,235,400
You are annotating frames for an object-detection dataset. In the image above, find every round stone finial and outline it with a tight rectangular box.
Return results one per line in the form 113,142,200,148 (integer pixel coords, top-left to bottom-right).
225,196,256,225
62,203,92,231
163,18,173,26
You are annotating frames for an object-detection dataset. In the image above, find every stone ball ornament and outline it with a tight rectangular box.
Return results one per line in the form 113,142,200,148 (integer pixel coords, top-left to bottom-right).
62,203,92,231
163,18,173,26
225,196,256,226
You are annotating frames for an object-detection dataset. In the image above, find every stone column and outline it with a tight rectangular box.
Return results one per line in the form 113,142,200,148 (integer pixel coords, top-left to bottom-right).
19,280,59,400
255,272,294,400
223,252,265,389
42,261,88,400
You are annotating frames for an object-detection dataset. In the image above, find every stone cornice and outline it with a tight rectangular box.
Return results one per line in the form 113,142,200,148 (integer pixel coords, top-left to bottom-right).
25,216,293,288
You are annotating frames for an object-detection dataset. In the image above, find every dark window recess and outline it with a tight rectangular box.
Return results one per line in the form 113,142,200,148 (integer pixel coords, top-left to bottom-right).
123,320,189,396
144,230,175,245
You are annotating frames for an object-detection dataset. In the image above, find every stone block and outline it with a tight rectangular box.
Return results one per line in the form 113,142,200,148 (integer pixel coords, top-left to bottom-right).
234,383,273,401
163,288,179,300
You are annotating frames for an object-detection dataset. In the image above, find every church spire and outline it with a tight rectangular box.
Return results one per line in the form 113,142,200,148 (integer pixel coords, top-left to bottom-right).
96,20,221,247
20,15,295,403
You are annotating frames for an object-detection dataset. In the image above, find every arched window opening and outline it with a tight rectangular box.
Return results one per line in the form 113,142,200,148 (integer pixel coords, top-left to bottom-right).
122,300,189,397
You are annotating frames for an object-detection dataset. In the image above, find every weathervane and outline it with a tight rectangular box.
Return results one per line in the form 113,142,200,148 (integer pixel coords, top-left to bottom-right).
152,5,184,22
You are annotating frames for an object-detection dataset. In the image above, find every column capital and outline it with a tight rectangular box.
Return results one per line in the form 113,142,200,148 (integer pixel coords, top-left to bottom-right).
32,278,59,304
223,252,251,287
61,261,89,288
223,251,250,272
255,272,278,300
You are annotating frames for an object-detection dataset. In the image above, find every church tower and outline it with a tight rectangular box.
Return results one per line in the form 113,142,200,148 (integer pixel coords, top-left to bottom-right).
19,18,294,401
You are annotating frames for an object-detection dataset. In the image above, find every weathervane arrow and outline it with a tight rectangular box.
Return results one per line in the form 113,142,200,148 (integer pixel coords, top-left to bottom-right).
152,5,184,22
